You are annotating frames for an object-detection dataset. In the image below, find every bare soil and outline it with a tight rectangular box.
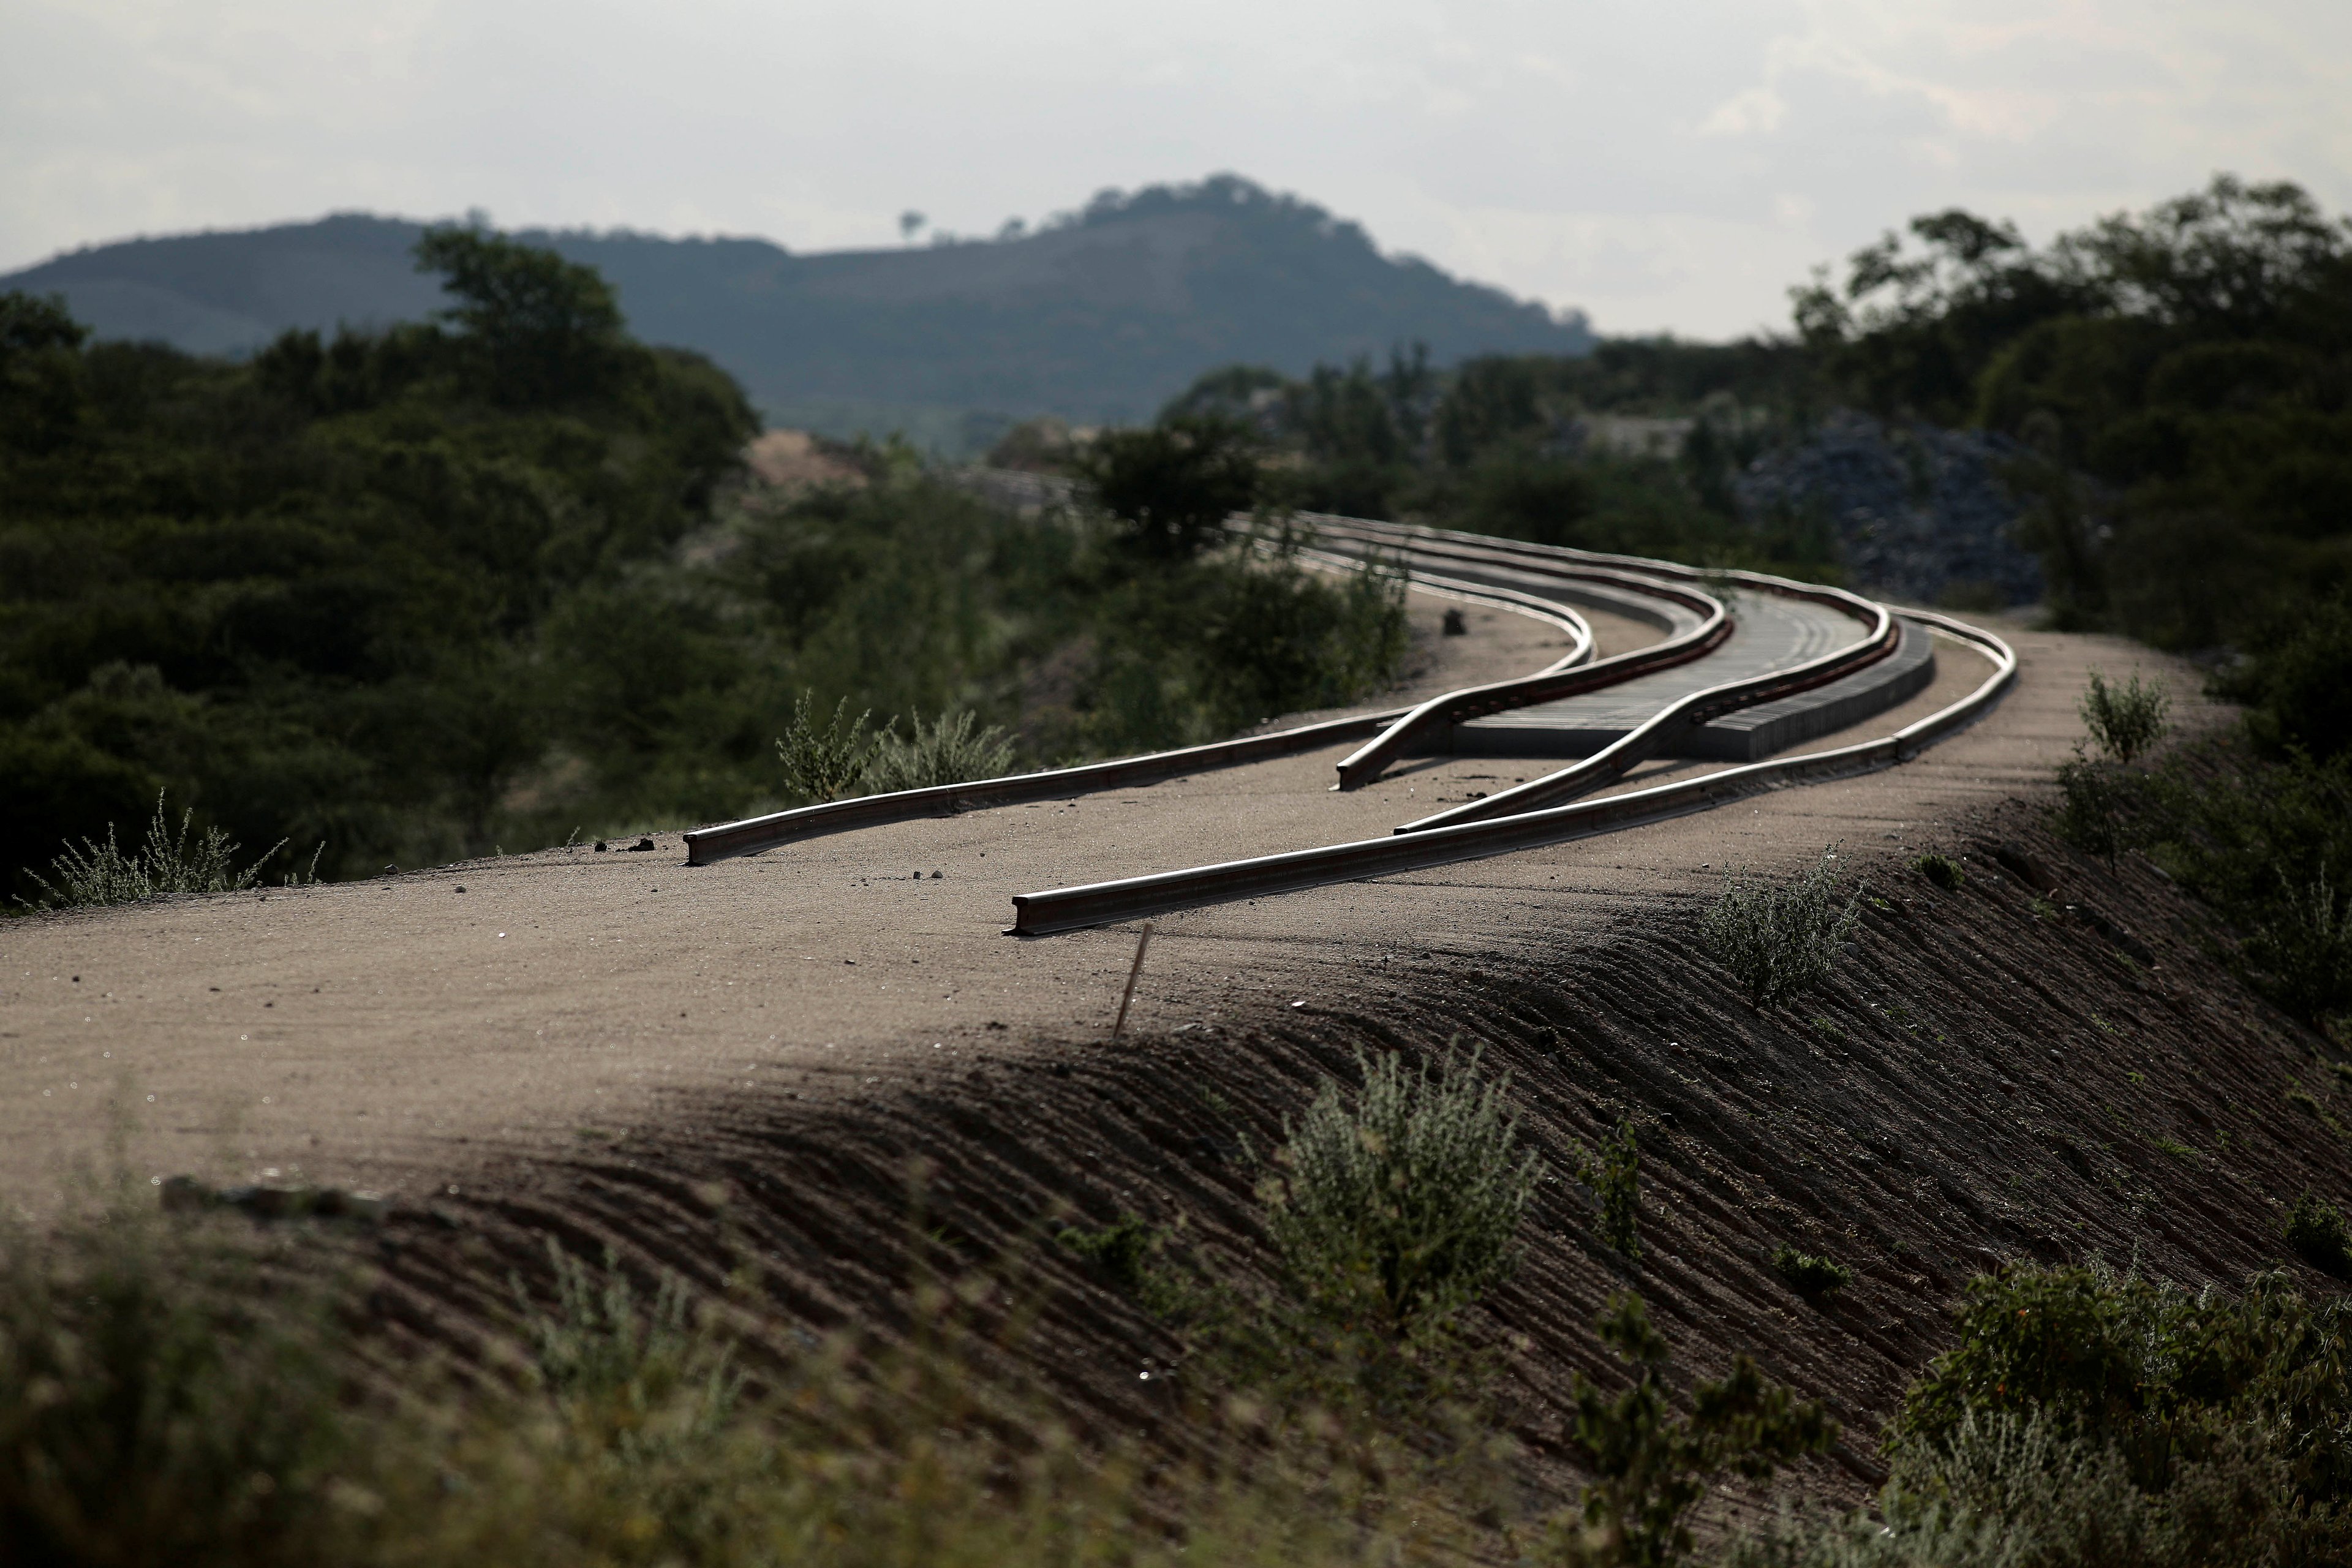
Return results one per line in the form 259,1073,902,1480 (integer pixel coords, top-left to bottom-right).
7,600,2336,1532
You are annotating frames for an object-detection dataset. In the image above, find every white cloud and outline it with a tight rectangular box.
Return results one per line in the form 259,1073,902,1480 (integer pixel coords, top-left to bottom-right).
2,0,2348,337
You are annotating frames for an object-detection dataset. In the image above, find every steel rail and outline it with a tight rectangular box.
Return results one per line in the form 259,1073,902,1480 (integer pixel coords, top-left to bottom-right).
1329,583,1730,790
1004,610,2015,936
1394,599,1897,832
1297,513,1903,802
680,560,1624,865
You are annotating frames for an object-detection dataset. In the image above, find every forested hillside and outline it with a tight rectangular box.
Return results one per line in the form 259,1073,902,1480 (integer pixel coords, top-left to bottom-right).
1,176,1592,445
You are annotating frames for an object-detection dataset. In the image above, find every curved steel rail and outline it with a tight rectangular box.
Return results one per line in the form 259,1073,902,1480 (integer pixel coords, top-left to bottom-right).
1005,609,2015,935
1395,598,1897,832
681,558,1624,864
1326,565,1732,790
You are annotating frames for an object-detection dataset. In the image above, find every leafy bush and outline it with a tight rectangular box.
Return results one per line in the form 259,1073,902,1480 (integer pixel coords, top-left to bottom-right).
862,710,1019,793
2051,756,2139,867
1056,1213,1165,1293
2229,600,2352,763
2243,867,2352,1023
1576,1117,1642,1261
15,791,284,909
0,1186,350,1566
1262,1045,1542,1341
1891,1262,2352,1509
1912,853,1966,891
1700,850,1863,1008
520,1242,738,1444
1770,1246,1853,1298
2284,1191,2352,1279
774,692,883,804
1730,1409,2312,1568
1737,1262,2352,1568
1077,414,1262,559
2079,671,2172,764
1548,1293,1834,1567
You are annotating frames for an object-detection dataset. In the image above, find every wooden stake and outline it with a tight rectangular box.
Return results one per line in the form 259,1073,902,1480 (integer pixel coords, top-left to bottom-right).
1111,922,1154,1041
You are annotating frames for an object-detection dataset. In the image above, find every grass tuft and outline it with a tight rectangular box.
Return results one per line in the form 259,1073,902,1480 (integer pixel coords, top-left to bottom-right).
863,709,1019,793
1700,849,1862,1008
15,790,285,910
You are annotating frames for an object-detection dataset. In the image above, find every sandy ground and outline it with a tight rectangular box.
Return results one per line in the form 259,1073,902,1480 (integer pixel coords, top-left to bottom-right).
0,594,2207,1213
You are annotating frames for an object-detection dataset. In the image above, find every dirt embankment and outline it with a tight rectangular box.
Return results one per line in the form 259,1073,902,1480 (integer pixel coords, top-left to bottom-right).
8,610,2337,1528
356,797,2348,1522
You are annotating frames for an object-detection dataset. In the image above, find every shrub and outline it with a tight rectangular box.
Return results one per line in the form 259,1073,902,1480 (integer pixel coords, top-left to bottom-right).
1078,415,1263,559
1057,1214,1164,1293
1730,1409,2313,1568
2284,1191,2352,1279
2052,756,2138,867
775,691,881,803
1912,853,1965,891
1700,850,1862,1008
862,710,1019,793
16,790,283,909
2223,597,2352,764
520,1242,738,1442
1739,1261,2352,1568
0,1186,351,1565
1263,1044,1542,1341
1547,1293,1834,1567
2079,670,2171,764
2244,867,2352,1022
1770,1246,1853,1298
1576,1118,1642,1261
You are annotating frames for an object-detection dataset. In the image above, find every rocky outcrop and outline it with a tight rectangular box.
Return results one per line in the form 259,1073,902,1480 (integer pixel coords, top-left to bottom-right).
1737,410,2044,608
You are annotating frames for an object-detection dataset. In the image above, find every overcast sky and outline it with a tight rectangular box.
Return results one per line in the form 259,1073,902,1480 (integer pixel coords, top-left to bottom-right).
7,0,2348,338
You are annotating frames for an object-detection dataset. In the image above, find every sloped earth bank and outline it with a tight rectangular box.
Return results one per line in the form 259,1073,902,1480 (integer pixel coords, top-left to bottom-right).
9,618,2347,1539
359,805,2350,1536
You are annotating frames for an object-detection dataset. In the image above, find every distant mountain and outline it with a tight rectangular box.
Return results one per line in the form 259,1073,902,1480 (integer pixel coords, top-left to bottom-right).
2,175,1593,447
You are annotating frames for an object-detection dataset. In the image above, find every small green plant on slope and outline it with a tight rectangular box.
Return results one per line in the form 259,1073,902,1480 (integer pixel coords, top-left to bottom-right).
2285,1191,2352,1280
2245,867,2352,1023
1911,853,1965,892
1575,1117,1642,1261
519,1242,740,1458
2079,669,2171,765
863,709,1019,793
1262,1044,1542,1343
1545,1292,1834,1568
1700,849,1862,1008
1057,1213,1166,1294
16,790,285,910
775,691,883,803
1770,1245,1853,1299
2052,754,2139,869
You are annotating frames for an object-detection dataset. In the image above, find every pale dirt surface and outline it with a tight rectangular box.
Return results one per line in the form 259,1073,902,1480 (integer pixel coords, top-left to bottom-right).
0,603,2207,1214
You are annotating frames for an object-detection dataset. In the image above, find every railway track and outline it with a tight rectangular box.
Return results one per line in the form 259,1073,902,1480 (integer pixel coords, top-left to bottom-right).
682,508,2015,935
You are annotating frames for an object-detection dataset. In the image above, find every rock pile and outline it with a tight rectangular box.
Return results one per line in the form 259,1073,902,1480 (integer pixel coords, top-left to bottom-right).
1735,410,2045,608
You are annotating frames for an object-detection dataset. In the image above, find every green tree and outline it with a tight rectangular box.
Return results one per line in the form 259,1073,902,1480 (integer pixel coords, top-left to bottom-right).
413,225,630,406
1078,414,1263,558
